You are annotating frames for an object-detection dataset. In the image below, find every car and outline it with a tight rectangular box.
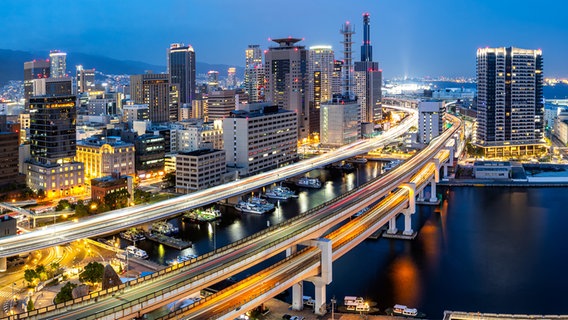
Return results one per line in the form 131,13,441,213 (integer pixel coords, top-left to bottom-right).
290,317,304,320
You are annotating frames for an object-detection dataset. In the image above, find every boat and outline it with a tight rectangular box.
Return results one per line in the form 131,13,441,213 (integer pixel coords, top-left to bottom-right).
295,177,322,189
119,228,146,242
234,201,270,214
249,194,275,211
264,185,298,200
346,156,368,164
383,160,402,172
183,207,221,222
344,296,369,312
97,238,116,247
150,221,179,236
386,304,426,318
126,245,148,259
328,162,355,171
166,254,198,266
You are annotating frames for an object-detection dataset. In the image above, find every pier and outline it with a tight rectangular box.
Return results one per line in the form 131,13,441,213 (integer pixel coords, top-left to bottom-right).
144,232,192,250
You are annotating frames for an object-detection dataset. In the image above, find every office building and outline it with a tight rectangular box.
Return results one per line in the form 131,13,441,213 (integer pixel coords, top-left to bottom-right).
227,67,237,89
320,22,361,148
170,119,223,153
130,73,176,123
223,103,297,176
175,147,226,193
123,104,150,125
475,47,545,157
23,59,50,104
244,45,265,103
331,60,343,96
207,89,240,121
76,65,96,93
308,45,335,138
26,95,84,198
49,50,67,78
354,13,382,124
134,134,165,178
0,132,21,187
168,43,196,105
418,100,445,145
265,38,309,140
76,135,135,180
32,78,73,96
207,71,220,92
91,173,132,203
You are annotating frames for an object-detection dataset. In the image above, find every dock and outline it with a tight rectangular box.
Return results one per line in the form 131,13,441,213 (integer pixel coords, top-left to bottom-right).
144,232,192,250
382,230,417,240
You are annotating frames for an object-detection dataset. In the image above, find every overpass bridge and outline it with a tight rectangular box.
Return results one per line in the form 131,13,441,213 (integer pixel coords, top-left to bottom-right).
1,113,463,320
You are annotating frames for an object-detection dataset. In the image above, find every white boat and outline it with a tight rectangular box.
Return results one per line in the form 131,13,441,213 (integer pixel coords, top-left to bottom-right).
126,245,148,259
393,304,407,314
344,296,369,311
264,185,298,200
151,221,179,235
166,254,198,265
296,177,322,189
234,201,267,214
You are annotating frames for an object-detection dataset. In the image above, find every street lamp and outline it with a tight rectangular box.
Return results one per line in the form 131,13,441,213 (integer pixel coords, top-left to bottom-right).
331,296,336,320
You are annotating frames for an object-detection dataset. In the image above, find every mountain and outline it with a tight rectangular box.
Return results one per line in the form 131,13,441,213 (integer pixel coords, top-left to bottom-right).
0,49,244,85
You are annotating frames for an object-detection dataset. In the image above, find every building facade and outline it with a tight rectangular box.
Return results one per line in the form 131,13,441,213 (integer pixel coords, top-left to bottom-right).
76,135,135,180
175,148,226,193
130,73,177,123
475,47,545,157
308,46,335,139
244,44,264,103
222,103,298,176
320,96,361,148
265,38,309,140
134,134,165,178
0,132,21,187
49,50,67,78
418,100,445,145
24,59,50,104
76,66,96,93
168,43,196,105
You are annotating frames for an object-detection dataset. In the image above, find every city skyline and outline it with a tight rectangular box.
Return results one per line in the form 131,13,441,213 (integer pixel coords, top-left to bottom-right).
2,0,567,78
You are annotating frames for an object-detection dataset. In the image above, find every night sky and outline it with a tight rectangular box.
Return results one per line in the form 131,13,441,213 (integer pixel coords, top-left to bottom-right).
2,0,567,78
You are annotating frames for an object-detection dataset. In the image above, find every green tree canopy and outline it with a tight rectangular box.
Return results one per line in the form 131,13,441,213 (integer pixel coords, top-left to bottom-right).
54,282,77,304
79,262,105,284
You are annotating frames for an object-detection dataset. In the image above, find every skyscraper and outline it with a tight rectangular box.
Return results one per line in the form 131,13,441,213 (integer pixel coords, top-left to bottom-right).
49,50,67,78
320,22,361,147
308,46,335,137
354,13,382,124
23,59,50,104
244,45,264,103
265,38,309,140
475,47,545,157
76,65,96,93
227,67,237,89
167,43,196,105
130,73,176,123
207,70,220,92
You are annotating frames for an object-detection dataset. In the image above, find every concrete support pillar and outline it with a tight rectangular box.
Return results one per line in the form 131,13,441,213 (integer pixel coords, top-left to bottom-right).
401,183,416,214
286,245,297,257
291,282,304,311
432,159,440,183
443,165,448,179
403,210,414,236
305,238,333,316
387,216,398,234
313,280,327,315
0,257,6,272
417,189,424,202
430,179,438,202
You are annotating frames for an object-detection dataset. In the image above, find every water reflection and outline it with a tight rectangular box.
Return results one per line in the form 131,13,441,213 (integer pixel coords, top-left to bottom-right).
390,255,421,306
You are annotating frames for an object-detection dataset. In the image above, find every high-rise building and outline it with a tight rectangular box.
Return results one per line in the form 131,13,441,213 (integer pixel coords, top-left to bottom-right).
49,50,67,78
175,147,226,193
308,46,335,138
354,13,382,124
418,100,445,145
265,38,309,140
32,78,73,96
26,95,84,198
130,73,176,123
207,71,220,92
475,47,545,157
29,95,77,164
23,59,50,104
244,45,264,103
227,67,237,89
320,22,361,147
331,60,343,96
222,103,297,176
76,65,96,93
167,43,196,105
207,89,248,121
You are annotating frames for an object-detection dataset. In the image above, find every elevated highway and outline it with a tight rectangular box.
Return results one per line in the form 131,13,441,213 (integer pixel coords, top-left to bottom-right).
0,106,417,259
3,113,463,320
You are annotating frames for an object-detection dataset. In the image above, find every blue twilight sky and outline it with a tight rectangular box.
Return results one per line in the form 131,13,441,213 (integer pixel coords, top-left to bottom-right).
1,0,567,78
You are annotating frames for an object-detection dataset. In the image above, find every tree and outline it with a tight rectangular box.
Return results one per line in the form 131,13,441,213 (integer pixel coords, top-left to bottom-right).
54,282,77,304
24,269,38,284
162,172,176,188
103,189,130,209
35,264,47,280
49,262,61,277
79,262,104,284
27,299,34,311
134,189,152,204
55,200,71,211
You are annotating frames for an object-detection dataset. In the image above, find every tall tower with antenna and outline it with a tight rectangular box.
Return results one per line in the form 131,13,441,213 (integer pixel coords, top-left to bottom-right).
340,21,355,98
361,12,372,62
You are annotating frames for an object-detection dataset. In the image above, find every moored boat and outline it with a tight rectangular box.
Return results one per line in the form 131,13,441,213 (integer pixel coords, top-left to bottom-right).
126,245,148,259
183,207,221,222
264,185,298,200
296,176,322,189
386,304,426,318
151,221,179,235
234,200,270,214
119,228,146,242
